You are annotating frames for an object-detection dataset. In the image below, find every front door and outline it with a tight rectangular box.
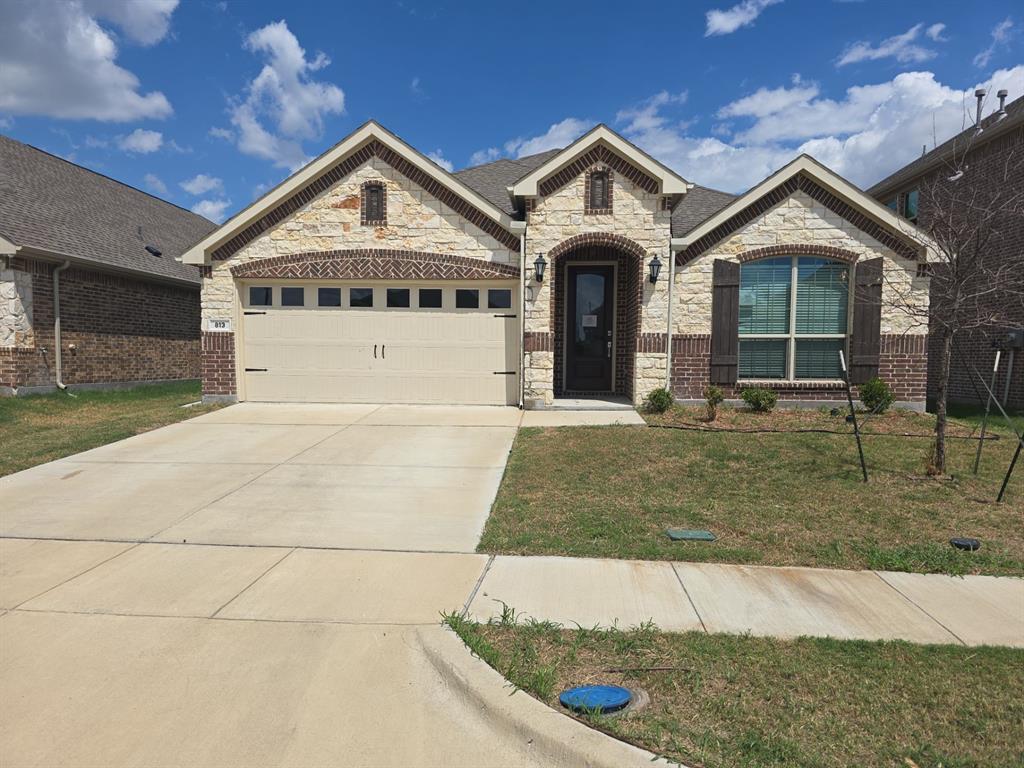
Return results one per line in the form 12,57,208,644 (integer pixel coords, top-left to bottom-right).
565,265,614,392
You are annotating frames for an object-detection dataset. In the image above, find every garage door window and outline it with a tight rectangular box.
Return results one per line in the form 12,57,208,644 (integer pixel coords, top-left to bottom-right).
456,289,479,309
281,287,304,306
318,287,341,307
386,288,410,308
249,286,272,306
488,289,512,309
350,288,374,308
418,289,442,308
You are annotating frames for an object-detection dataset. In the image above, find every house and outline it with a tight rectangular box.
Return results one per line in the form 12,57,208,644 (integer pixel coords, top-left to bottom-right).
869,91,1024,411
181,121,933,410
0,135,216,395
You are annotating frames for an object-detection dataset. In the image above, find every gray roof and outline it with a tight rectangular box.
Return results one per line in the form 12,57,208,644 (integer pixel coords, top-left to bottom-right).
453,149,563,215
869,94,1024,197
0,135,216,285
671,184,737,236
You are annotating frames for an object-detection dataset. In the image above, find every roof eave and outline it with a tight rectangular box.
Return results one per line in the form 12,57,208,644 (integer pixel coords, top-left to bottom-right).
509,124,690,198
16,245,201,287
182,121,518,265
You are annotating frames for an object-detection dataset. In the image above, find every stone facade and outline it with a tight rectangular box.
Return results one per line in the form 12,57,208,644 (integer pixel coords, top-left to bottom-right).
0,266,33,347
522,167,673,406
671,190,929,407
0,258,200,394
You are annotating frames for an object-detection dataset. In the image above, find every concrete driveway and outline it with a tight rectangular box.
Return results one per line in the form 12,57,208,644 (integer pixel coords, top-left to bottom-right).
0,403,521,552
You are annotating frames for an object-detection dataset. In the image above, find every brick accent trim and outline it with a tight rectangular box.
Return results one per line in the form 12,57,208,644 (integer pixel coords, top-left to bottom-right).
202,331,235,397
538,145,659,198
638,332,667,353
547,232,649,264
229,249,520,281
677,173,921,264
360,180,387,226
583,166,613,215
210,140,519,260
737,244,860,264
524,331,553,352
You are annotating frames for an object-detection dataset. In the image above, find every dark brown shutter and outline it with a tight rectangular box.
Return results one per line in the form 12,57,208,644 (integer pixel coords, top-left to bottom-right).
591,173,607,209
368,186,382,221
710,259,740,384
849,257,883,384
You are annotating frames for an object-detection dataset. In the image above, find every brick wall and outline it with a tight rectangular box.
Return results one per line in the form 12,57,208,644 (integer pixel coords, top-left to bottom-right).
670,333,926,405
201,331,236,398
0,258,199,391
874,123,1024,410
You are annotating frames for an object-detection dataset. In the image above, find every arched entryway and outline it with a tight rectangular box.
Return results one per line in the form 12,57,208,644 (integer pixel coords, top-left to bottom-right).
548,234,645,399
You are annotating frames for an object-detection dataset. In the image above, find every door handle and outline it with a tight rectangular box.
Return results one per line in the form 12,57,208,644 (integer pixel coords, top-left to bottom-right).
381,344,385,359
606,341,612,358
374,344,377,359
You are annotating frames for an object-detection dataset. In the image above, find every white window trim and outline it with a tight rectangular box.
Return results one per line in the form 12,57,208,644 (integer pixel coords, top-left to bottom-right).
737,256,852,382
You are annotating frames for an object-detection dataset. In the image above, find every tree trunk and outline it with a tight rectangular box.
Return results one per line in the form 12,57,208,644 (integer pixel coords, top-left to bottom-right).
932,329,954,474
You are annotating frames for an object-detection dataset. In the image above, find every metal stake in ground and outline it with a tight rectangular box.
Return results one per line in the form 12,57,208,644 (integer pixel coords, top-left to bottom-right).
973,349,1001,475
839,350,868,483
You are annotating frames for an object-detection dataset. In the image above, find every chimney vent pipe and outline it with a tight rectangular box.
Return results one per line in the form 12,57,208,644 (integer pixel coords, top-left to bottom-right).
975,88,987,128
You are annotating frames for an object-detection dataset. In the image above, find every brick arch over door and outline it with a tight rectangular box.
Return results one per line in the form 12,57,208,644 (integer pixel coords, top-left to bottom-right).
737,244,861,264
548,233,646,399
229,249,520,281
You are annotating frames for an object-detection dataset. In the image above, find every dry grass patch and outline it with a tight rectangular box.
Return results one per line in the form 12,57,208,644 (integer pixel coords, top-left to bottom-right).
0,381,220,476
480,407,1023,576
447,616,1024,768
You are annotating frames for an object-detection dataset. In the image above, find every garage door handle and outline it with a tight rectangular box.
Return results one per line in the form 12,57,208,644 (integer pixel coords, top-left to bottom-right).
373,344,377,359
381,345,385,359
493,313,517,318
493,371,516,375
244,311,266,315
245,367,268,372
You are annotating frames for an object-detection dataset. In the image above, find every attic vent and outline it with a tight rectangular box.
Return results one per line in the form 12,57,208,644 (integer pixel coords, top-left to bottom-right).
145,245,162,257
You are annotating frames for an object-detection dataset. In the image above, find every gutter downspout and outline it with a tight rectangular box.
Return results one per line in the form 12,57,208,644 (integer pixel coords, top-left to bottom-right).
664,249,676,391
52,260,74,394
519,231,526,409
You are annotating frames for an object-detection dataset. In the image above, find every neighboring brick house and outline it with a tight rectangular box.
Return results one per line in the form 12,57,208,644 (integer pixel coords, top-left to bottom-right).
182,121,936,410
869,94,1024,411
0,135,216,395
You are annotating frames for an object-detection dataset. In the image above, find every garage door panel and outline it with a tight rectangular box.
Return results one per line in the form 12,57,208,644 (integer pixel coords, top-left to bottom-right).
240,284,518,405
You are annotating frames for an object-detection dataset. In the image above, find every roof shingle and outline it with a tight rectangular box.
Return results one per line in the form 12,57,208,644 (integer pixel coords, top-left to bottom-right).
0,135,216,284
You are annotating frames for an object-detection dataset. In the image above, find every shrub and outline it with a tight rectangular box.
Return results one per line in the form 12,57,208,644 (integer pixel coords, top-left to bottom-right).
860,377,895,413
644,387,674,414
704,385,724,421
740,387,777,413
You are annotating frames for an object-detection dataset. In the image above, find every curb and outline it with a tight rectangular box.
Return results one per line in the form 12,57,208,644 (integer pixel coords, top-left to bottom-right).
417,627,676,768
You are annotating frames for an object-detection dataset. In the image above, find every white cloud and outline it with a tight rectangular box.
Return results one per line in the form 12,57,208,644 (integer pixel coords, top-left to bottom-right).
468,147,502,166
228,20,345,171
925,23,947,42
191,199,232,223
180,174,224,196
509,117,592,157
837,23,941,67
209,126,234,141
717,82,818,118
0,116,11,129
410,76,426,100
117,128,163,154
974,18,1014,69
705,0,782,37
426,149,453,172
617,65,1024,192
83,135,109,148
0,0,174,121
143,173,168,195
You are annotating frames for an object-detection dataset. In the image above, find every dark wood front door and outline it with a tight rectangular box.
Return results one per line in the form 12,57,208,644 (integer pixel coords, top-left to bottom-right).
566,265,614,391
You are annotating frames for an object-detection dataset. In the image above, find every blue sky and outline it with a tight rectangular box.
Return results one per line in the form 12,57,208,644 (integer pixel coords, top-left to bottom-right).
1,0,1021,222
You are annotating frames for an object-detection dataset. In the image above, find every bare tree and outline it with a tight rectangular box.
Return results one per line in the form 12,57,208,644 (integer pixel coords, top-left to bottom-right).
885,125,1024,473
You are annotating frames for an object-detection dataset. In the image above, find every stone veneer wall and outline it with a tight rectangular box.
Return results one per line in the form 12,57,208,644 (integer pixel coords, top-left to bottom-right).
1,266,34,347
1,258,200,393
522,168,673,406
672,190,929,406
200,156,518,400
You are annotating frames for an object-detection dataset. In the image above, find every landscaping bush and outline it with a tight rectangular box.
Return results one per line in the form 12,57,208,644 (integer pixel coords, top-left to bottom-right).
740,387,777,412
859,376,895,413
704,385,724,421
643,387,674,414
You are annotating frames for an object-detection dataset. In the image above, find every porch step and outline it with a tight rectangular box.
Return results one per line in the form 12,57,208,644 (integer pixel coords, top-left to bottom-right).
545,396,635,411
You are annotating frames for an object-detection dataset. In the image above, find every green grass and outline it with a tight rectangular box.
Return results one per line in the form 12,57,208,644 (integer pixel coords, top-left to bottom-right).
446,616,1024,768
0,381,221,476
479,407,1024,576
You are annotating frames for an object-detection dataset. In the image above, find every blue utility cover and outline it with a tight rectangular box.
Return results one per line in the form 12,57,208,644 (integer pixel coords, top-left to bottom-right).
950,537,981,551
667,528,716,542
559,685,632,714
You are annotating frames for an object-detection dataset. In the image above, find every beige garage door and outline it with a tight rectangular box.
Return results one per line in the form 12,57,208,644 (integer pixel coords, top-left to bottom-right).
239,282,519,405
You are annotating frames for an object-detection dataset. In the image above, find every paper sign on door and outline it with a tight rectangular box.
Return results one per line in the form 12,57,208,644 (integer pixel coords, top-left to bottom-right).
581,314,598,328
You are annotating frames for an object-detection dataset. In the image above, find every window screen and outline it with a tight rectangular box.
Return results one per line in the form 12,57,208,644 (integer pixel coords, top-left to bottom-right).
795,259,848,334
739,258,790,334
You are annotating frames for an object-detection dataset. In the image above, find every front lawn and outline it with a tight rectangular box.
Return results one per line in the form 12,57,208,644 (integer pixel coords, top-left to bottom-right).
479,406,1024,576
0,381,220,477
447,616,1024,768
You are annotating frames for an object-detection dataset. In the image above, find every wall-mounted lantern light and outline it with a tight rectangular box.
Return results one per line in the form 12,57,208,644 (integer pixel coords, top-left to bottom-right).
534,253,547,283
648,254,662,284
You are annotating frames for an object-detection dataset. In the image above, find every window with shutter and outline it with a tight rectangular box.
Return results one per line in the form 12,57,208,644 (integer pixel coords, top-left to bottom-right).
586,169,612,213
361,182,386,226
